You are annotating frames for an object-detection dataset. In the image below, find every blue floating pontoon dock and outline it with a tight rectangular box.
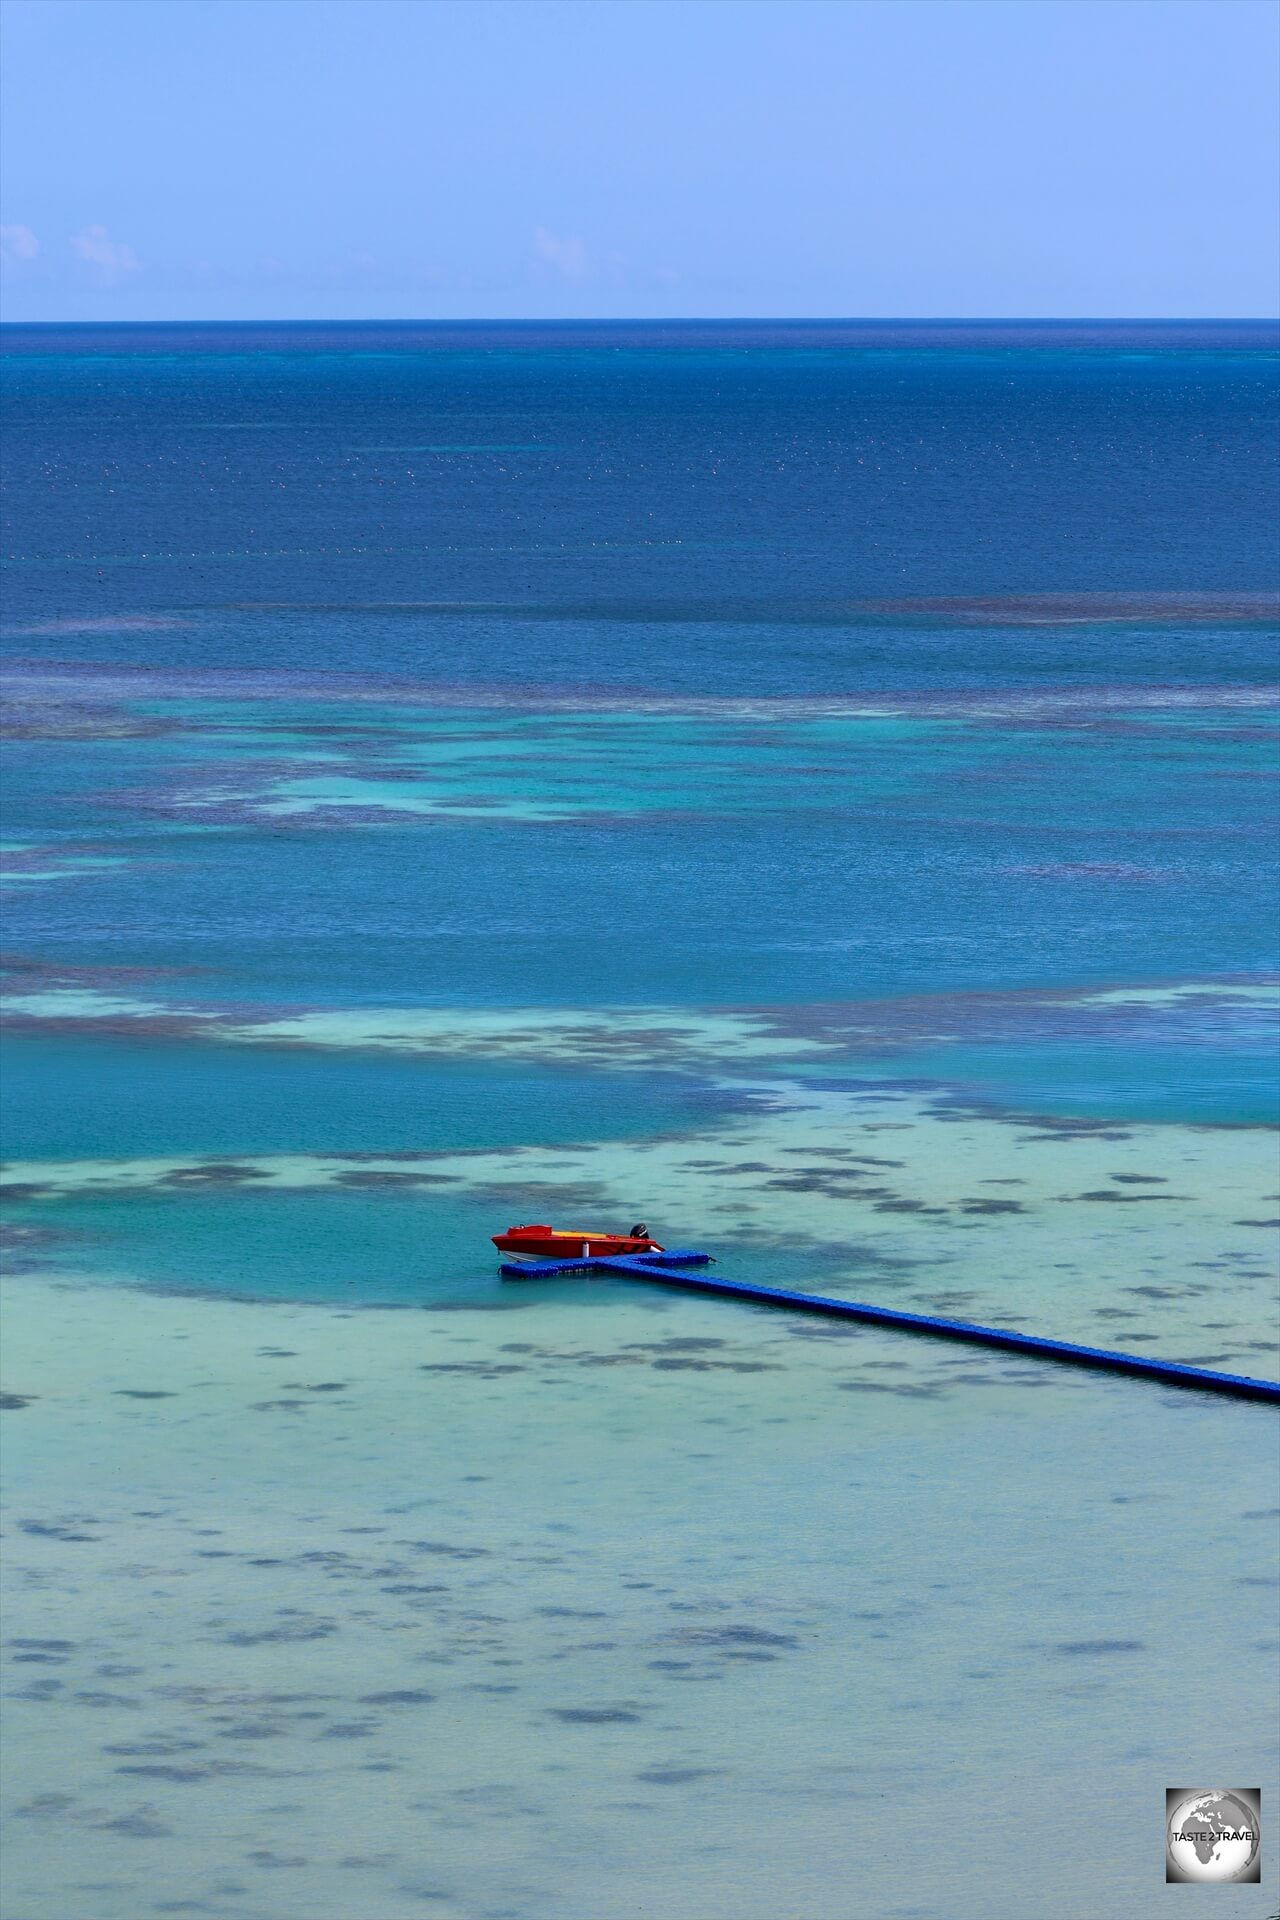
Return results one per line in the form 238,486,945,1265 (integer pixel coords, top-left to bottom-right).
500,1249,1280,1405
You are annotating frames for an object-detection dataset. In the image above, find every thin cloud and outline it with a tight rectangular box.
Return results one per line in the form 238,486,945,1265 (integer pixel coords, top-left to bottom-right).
71,224,139,284
534,226,588,281
0,224,39,263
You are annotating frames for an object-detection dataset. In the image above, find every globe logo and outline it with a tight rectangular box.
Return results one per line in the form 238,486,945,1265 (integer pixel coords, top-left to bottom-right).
1166,1789,1261,1883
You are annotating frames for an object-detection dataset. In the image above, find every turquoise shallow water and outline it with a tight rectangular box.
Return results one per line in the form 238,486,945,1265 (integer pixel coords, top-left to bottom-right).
789,1040,1280,1127
0,1031,715,1162
2,322,1278,1916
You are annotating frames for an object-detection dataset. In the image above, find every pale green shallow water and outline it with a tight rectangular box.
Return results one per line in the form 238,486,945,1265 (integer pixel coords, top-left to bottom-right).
3,1082,1279,1918
3,1270,1278,1920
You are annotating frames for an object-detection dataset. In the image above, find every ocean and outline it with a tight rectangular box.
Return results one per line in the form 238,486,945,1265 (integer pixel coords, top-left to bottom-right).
2,320,1277,1918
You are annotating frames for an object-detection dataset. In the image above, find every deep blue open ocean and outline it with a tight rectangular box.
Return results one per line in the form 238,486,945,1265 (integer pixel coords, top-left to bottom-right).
2,322,1277,1919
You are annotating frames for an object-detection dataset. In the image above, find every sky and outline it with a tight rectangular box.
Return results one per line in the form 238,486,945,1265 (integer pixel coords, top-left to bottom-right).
1,0,1277,323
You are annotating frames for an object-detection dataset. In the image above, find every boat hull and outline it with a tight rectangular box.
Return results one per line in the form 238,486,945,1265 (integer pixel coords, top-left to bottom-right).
493,1225,662,1260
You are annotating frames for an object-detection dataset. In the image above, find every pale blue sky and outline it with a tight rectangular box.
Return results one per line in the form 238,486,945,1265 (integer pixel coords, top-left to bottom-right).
1,0,1276,321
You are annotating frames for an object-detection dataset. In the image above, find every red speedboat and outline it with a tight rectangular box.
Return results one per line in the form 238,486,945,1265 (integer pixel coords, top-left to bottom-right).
493,1223,663,1260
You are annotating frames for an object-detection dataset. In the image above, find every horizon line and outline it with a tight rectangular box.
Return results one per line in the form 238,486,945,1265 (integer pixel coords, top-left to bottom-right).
0,309,1274,320
3,313,1279,330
